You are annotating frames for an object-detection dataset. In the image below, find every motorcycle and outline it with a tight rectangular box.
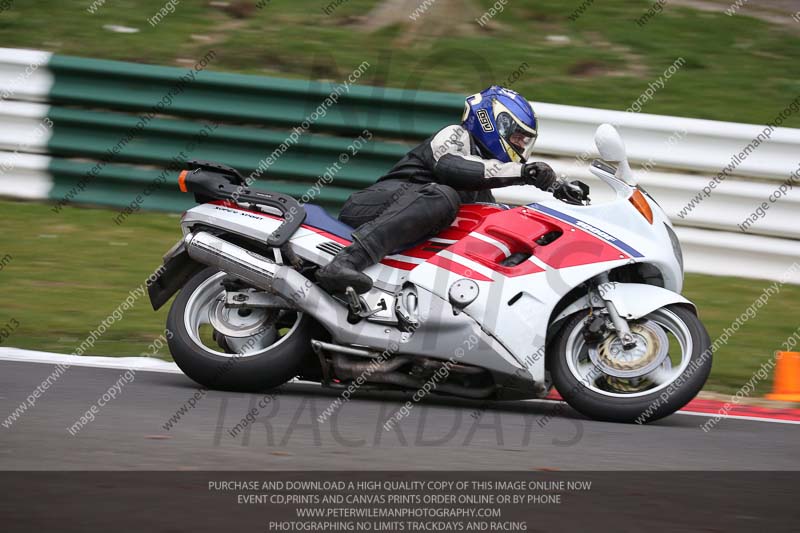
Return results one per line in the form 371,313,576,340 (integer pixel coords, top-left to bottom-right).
148,123,711,423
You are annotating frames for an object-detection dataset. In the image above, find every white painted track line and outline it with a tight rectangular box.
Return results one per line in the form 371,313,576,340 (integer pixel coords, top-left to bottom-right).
0,347,182,373
2,347,799,425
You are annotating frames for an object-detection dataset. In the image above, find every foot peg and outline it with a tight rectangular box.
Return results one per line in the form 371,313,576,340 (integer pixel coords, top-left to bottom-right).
345,287,387,321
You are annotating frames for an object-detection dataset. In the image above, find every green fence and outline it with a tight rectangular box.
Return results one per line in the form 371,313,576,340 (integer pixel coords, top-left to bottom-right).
45,54,466,213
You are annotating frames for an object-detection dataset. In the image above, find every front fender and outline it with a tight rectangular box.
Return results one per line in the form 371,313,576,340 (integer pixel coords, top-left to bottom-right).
554,283,696,324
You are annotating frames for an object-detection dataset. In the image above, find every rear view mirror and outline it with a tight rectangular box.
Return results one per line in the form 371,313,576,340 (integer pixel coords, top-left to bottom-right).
594,124,627,162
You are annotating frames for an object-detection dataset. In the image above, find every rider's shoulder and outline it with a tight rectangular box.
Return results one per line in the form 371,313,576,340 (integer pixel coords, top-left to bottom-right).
434,124,469,138
430,124,470,148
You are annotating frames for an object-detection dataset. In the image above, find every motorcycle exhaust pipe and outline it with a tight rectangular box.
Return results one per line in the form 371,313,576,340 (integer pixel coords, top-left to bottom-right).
184,232,396,349
184,231,277,290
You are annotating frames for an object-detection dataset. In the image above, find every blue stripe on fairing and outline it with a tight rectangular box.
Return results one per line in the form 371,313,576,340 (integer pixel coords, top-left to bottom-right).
529,203,644,258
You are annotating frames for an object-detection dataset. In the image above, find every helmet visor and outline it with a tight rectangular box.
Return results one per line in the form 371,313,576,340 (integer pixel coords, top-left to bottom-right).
496,111,537,162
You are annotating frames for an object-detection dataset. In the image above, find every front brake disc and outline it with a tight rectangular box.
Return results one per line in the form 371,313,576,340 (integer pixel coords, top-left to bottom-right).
588,320,669,379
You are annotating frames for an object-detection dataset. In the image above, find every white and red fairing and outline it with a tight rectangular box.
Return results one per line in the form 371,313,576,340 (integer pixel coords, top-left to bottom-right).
181,196,682,382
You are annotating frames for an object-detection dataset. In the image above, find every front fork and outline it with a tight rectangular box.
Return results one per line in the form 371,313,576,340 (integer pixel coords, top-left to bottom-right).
590,273,637,350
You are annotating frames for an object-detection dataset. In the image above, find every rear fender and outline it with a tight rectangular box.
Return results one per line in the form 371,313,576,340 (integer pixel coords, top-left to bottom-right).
148,239,205,311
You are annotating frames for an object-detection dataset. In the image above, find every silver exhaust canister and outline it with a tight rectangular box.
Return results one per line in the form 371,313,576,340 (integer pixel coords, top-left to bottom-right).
183,230,405,351
184,231,277,290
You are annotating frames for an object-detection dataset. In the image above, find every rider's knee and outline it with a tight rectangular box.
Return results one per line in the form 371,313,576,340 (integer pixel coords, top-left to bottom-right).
425,183,461,218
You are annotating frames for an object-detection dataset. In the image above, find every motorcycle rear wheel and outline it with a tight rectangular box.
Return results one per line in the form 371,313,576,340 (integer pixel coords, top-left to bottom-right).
166,267,320,391
549,304,712,423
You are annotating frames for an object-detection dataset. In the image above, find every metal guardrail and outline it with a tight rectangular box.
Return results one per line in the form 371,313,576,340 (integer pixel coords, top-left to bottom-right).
0,48,798,283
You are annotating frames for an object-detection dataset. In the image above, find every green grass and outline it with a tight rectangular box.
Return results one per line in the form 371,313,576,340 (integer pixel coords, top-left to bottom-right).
1,198,797,396
1,0,799,126
0,199,177,358
1,1,798,396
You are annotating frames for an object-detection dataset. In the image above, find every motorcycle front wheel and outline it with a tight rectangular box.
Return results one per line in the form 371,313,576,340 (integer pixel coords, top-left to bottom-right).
166,267,320,391
549,304,712,423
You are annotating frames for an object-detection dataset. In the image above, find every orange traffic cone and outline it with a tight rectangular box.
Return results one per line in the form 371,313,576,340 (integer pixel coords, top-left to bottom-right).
766,352,800,402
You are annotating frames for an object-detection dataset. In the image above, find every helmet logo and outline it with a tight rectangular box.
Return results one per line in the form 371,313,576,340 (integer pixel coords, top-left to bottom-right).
497,87,518,99
476,109,494,132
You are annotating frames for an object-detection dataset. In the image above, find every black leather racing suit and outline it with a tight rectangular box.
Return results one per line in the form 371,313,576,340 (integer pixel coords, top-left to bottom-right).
339,124,527,263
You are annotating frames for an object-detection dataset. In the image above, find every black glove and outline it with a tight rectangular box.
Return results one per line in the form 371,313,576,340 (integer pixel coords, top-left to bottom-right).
553,180,591,205
520,162,557,191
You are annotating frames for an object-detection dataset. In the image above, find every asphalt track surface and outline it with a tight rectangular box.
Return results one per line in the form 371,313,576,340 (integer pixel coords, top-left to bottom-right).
1,355,798,471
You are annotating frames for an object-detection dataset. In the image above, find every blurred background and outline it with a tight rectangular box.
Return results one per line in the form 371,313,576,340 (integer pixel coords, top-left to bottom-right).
1,0,799,396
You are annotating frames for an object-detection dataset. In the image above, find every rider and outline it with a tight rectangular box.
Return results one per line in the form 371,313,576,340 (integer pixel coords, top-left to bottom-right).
316,85,578,295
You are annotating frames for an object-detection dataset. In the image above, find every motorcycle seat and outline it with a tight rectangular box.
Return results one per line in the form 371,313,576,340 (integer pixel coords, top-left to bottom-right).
303,204,354,242
302,204,424,255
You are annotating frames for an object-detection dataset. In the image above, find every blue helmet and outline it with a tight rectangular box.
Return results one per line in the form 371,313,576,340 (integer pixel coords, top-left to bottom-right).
461,85,538,163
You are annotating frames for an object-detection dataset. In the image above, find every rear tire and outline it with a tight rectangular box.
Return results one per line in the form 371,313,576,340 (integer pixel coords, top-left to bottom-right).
166,267,321,392
549,304,712,423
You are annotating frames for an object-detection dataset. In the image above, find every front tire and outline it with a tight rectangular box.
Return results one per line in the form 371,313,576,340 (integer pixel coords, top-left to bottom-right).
549,304,712,423
166,267,320,392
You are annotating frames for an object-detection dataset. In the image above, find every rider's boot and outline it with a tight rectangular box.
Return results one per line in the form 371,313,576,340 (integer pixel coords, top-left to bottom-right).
316,241,374,294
